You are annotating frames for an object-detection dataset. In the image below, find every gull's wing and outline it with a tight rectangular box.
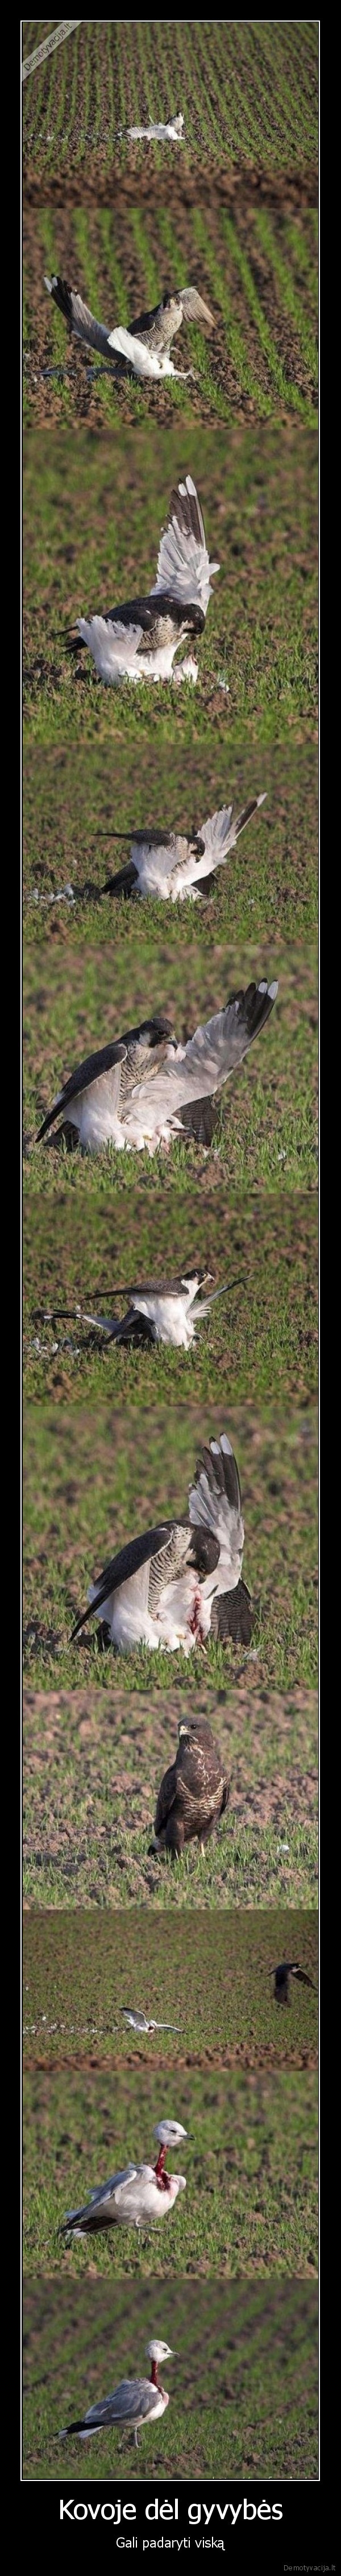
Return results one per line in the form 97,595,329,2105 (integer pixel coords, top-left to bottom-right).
189,1433,245,1594
85,2379,159,2427
71,1523,176,1637
126,982,278,1130
44,275,111,356
63,2165,138,2227
153,475,219,610
108,326,163,378
197,795,266,872
36,1040,127,1141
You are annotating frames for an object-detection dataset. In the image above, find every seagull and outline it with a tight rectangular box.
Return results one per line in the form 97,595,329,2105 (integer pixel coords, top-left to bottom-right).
60,2338,175,2449
35,981,278,1157
100,793,267,903
60,2120,187,2238
66,475,219,686
151,1718,229,1859
121,2010,182,2033
44,275,214,381
70,1429,252,1657
271,1962,316,2006
121,110,184,139
34,1272,242,1350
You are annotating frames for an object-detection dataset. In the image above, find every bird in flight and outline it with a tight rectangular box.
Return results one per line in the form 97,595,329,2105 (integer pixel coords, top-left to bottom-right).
271,1961,316,2005
66,475,219,686
36,981,278,1158
60,2120,187,2238
34,1271,241,1351
152,1718,229,1860
99,793,267,904
70,1429,253,1657
60,2339,176,2450
121,2009,182,2033
44,275,213,381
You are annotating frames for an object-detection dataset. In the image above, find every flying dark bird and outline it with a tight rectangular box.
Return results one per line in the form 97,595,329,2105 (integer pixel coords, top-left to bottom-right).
99,793,267,904
44,275,213,379
35,981,278,1157
34,1271,240,1351
66,475,219,686
60,2338,175,2449
60,2121,187,2238
70,1430,252,1659
152,1718,229,1859
271,1962,316,2006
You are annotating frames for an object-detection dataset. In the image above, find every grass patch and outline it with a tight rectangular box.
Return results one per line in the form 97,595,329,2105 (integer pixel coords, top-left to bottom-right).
23,1906,318,2051
23,936,318,1197
23,2276,318,2479
23,2060,318,2280
22,421,318,746
23,1392,318,1697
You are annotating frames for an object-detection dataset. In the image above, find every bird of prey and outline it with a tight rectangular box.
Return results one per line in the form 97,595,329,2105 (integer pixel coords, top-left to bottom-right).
36,980,278,1158
122,2009,182,2033
70,1429,252,1657
60,2339,175,2449
44,275,213,381
60,2120,187,2238
271,1962,316,2006
34,1272,240,1351
152,1718,229,1860
100,793,267,903
66,475,219,686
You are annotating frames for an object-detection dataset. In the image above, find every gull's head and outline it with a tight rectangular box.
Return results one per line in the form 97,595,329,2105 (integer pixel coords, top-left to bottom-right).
154,2119,188,2147
147,2341,175,2363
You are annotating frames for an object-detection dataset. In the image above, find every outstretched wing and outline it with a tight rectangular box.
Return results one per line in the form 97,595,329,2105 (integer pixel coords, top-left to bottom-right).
126,981,277,1133
153,475,219,609
189,1433,245,1595
197,795,266,872
108,326,163,378
44,275,111,355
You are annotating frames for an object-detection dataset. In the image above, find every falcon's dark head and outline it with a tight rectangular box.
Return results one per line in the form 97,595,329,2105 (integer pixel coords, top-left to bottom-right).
184,603,206,638
178,1719,215,1750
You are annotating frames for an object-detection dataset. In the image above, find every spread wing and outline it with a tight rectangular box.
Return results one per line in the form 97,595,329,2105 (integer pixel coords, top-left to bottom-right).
189,1433,245,1595
126,982,277,1131
44,274,111,355
198,793,266,872
153,475,219,609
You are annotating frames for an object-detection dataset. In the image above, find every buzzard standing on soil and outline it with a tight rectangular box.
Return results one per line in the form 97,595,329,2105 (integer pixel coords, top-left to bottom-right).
151,1718,229,1858
99,792,266,903
36,981,277,1157
271,1962,316,2005
65,475,219,685
70,1430,253,1657
45,273,213,380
